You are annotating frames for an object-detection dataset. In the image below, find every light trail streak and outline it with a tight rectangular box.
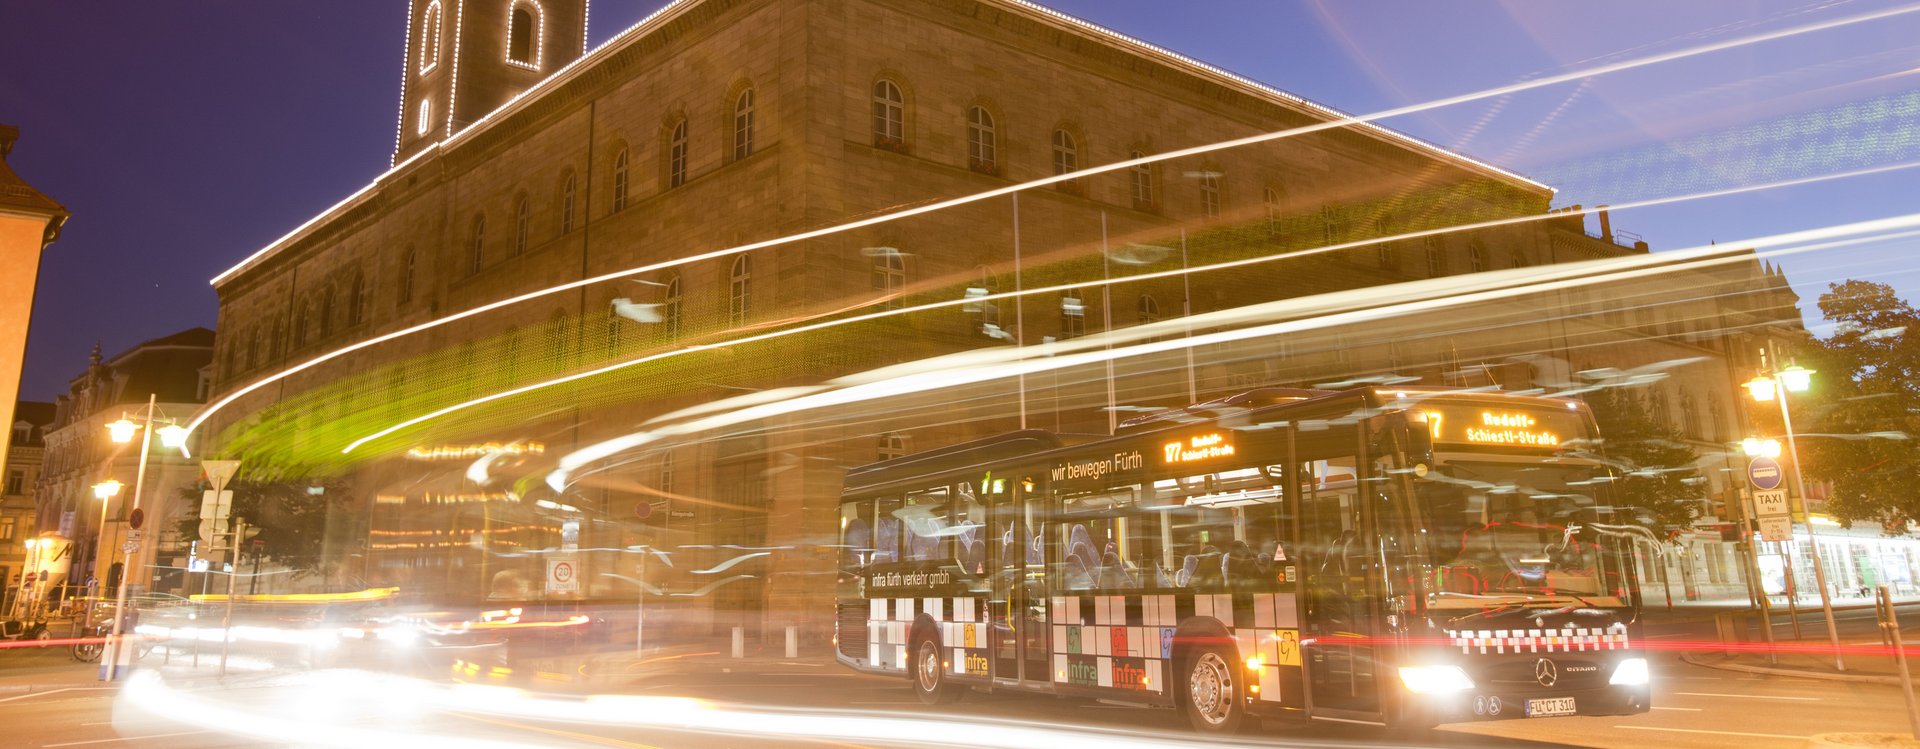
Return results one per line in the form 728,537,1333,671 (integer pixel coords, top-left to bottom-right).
548,216,1920,488
342,159,1920,455
187,2,1920,441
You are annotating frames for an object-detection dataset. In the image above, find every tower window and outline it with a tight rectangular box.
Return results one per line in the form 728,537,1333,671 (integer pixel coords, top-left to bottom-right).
668,119,688,188
966,106,997,175
1263,187,1280,237
729,255,752,325
1138,294,1160,324
417,98,433,136
1052,129,1079,193
418,1,443,74
348,271,366,325
507,3,540,67
733,88,756,161
560,170,576,233
872,80,904,149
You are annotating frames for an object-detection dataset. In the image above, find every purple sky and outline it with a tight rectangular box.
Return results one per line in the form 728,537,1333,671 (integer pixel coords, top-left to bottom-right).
7,1,1917,402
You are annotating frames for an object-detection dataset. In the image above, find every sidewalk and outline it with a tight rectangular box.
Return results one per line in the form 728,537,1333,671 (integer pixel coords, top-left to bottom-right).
1681,627,1920,685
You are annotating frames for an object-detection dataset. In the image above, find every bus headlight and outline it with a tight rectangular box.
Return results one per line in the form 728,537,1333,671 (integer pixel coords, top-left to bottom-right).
1398,665,1475,694
1609,657,1649,686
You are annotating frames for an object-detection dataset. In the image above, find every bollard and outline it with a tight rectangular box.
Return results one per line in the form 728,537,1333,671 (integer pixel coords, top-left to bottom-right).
1877,586,1920,739
786,626,798,659
731,626,744,658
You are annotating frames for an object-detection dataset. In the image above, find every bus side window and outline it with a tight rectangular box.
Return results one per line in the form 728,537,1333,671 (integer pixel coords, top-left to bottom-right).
951,483,987,576
902,486,951,563
875,495,903,565
840,502,874,574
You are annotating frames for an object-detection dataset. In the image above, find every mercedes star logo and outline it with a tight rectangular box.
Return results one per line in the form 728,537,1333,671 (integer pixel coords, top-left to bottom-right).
1534,658,1559,688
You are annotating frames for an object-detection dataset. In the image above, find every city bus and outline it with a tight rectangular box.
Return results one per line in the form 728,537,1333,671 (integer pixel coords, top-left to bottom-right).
834,386,1651,732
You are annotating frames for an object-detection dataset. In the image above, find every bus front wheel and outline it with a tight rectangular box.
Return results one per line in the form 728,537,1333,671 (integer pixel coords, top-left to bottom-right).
911,637,961,705
1179,644,1245,733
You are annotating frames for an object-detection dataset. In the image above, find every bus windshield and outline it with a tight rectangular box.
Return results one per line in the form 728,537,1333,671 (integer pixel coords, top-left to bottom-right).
1421,459,1634,609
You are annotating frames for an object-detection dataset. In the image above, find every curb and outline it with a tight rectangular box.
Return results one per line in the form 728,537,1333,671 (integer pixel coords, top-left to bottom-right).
1680,651,1901,685
1808,733,1920,748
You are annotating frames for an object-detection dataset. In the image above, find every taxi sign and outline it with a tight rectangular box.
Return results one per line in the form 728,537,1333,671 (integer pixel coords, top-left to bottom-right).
1747,457,1783,491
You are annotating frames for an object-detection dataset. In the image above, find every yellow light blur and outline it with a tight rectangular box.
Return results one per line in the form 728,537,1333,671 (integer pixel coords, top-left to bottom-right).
92,479,123,500
1745,376,1778,402
1809,514,1842,527
106,418,139,444
1741,437,1782,458
157,423,190,449
189,586,401,604
1780,364,1815,393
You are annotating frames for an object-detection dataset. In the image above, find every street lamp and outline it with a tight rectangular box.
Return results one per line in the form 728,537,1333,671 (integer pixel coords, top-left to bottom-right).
93,394,190,682
1748,356,1843,671
1741,437,1783,459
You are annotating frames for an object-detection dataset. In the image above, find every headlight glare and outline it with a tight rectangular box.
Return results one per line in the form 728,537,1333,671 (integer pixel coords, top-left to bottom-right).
1609,657,1650,686
1398,664,1475,694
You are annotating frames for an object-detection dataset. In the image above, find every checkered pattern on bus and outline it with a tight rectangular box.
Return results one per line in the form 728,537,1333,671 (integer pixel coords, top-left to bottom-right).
1445,624,1630,655
858,591,1303,702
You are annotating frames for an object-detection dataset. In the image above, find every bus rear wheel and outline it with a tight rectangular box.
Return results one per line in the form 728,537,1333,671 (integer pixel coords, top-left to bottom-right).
1180,645,1245,733
911,637,961,705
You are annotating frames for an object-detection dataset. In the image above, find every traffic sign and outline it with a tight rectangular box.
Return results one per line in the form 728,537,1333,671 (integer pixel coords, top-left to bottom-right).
1758,515,1793,542
121,540,139,553
546,559,578,594
128,508,145,530
1748,457,1784,490
1753,489,1790,517
634,501,654,520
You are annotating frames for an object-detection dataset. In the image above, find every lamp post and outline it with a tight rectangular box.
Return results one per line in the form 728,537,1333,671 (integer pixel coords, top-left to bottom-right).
1746,355,1844,671
96,394,189,681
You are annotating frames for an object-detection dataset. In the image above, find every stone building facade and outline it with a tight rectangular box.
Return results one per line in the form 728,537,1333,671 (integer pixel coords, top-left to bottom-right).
34,330,212,607
3,401,53,614
206,0,1799,634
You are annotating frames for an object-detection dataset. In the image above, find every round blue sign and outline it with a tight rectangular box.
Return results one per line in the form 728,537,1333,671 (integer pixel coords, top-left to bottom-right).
1748,457,1784,491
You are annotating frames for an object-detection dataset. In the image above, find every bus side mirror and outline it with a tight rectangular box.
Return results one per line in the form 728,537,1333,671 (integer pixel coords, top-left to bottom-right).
1401,413,1435,464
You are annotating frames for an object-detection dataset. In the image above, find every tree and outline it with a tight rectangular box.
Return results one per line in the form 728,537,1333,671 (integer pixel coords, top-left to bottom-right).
1789,280,1920,527
175,478,353,580
1585,387,1705,531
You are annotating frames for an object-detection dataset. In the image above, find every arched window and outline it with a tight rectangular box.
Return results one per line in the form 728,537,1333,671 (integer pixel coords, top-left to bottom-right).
507,2,539,67
1263,187,1280,237
611,148,629,212
1423,236,1443,276
1060,289,1086,339
872,80,904,148
559,170,577,233
668,119,688,188
399,247,417,303
1199,171,1222,218
418,1,443,74
417,98,433,136
729,255,751,325
966,106,996,174
348,271,366,326
1468,240,1486,272
1138,294,1160,324
878,433,910,461
514,194,530,255
293,304,309,349
319,287,336,338
469,214,486,275
662,275,682,340
1129,151,1154,210
269,316,284,361
871,249,905,309
245,329,258,371
733,88,756,161
1051,129,1078,182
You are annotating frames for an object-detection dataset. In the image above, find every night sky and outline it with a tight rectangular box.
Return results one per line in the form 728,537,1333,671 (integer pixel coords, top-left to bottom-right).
7,1,1918,402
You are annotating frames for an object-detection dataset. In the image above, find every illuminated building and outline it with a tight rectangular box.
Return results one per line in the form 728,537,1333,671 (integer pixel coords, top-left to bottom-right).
205,0,1804,635
0,125,68,476
34,331,212,604
2,400,52,615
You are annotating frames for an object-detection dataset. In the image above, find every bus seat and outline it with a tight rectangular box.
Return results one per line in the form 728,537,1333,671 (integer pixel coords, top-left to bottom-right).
1098,550,1135,589
1176,555,1199,587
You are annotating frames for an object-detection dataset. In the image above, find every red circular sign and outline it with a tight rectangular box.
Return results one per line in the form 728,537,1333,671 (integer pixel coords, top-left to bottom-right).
552,562,574,583
128,508,145,530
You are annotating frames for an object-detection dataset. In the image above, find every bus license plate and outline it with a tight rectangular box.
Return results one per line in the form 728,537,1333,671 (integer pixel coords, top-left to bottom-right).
1526,697,1576,717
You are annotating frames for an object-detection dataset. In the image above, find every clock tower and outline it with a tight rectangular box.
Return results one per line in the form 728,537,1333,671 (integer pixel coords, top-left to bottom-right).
394,0,588,164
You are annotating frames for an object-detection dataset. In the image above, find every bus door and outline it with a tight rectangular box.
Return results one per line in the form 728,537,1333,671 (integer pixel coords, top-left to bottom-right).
1297,439,1386,721
988,474,1050,684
